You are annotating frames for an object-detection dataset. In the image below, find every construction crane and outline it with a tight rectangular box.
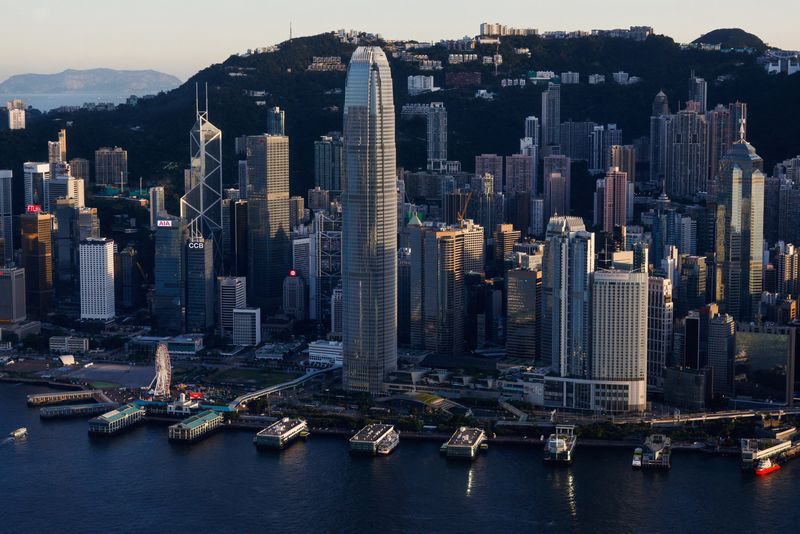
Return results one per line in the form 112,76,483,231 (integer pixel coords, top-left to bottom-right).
457,191,472,226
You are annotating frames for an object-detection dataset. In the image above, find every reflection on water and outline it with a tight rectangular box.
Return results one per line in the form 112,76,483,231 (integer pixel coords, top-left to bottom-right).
547,467,578,519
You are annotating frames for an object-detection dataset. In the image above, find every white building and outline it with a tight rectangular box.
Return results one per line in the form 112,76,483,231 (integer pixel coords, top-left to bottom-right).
588,74,605,84
149,186,165,230
79,238,116,321
612,71,630,84
308,339,343,367
6,99,25,130
647,277,673,390
23,162,51,208
49,336,90,354
232,307,261,346
407,75,436,96
44,176,85,212
218,276,246,338
560,71,579,84
590,269,647,411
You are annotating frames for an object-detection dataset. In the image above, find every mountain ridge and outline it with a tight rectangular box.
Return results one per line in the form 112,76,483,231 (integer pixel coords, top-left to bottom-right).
0,68,182,95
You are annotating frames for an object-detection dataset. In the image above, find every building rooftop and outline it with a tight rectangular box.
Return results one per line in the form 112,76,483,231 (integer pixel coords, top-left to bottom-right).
447,426,485,447
350,424,394,442
93,403,142,424
171,410,221,430
257,417,306,436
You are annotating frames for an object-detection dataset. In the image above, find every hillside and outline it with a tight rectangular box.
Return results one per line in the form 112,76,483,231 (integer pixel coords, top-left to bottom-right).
0,68,181,95
692,28,767,51
1,31,799,219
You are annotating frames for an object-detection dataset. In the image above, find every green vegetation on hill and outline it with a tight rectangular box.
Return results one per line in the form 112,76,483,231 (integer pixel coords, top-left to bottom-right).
692,28,767,52
1,31,799,216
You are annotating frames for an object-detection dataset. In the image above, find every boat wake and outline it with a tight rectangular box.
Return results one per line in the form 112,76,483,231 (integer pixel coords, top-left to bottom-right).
0,437,13,446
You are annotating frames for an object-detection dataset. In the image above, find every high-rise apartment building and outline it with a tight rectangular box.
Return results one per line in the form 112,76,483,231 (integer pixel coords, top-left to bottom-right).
69,158,90,182
475,154,504,194
341,47,397,393
602,167,629,233
94,147,128,188
505,154,536,195
524,116,540,146
6,99,25,130
541,83,561,153
665,109,708,199
688,75,708,113
79,238,115,321
427,102,447,171
314,133,343,192
246,134,290,313
543,155,571,219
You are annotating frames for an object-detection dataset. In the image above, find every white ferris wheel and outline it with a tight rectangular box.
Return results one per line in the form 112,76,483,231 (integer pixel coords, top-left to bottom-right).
149,343,172,397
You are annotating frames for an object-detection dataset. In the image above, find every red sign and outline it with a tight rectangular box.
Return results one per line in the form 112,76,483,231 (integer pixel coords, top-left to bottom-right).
289,269,297,277
188,391,203,399
26,204,41,213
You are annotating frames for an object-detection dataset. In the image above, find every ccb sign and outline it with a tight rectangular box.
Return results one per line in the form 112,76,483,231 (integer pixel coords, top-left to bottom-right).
188,242,204,249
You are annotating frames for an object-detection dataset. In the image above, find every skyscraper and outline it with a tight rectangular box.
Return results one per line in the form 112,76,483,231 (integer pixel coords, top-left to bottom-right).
218,276,247,338
665,109,708,199
475,154,504,194
6,99,25,130
542,215,594,376
246,134,291,313
506,258,542,359
505,154,536,195
427,102,447,171
79,238,115,321
94,147,128,188
591,270,648,410
154,215,186,334
267,106,285,136
0,267,26,323
647,276,673,390
602,167,628,233
541,83,561,154
69,158,90,182
149,186,165,230
309,210,341,323
688,74,708,113
649,90,670,184
23,162,51,207
543,155,570,219
181,97,223,272
341,46,397,393
314,134,343,192
524,115,540,146
0,170,12,263
717,129,765,321
20,209,54,318
708,313,735,396
185,237,215,332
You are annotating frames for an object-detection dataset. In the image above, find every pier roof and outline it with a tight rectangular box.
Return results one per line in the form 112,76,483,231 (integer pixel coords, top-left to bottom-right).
351,424,394,442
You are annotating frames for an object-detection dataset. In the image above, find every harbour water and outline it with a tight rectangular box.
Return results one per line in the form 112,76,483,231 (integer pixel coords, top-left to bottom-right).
2,383,799,532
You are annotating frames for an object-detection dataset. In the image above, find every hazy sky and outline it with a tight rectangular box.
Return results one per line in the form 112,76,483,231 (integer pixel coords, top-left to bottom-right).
2,0,798,82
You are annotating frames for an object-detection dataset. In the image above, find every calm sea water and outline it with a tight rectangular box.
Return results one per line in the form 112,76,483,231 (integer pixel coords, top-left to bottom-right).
0,94,128,111
2,383,798,533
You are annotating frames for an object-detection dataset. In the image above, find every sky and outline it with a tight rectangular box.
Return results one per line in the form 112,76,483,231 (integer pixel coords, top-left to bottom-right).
2,0,799,82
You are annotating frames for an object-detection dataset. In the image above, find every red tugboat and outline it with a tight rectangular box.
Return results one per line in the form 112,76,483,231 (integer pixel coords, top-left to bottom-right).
755,458,781,476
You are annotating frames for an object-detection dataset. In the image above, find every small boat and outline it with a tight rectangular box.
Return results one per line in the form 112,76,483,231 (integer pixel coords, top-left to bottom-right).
299,430,311,439
632,447,643,469
755,458,781,476
9,428,27,439
480,442,489,451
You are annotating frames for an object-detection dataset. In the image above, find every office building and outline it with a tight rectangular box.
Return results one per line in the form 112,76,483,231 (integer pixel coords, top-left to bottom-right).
94,147,128,188
542,216,594,376
117,245,141,310
79,238,115,321
717,131,765,321
185,237,214,332
475,154,504,194
149,186,165,230
282,272,306,320
647,276,673,390
0,267,26,323
232,307,261,346
267,106,285,136
309,210,342,323
0,170,12,263
154,215,186,334
708,313,735,396
505,261,542,359
290,196,305,228
6,99,25,130
44,176,84,213
341,46,398,393
665,109,708,199
181,102,223,272
20,210,53,318
314,134,343,192
23,162,50,207
218,276,247,338
610,145,636,184
688,75,707,113
247,134,291,313
649,90,671,184
427,102,447,171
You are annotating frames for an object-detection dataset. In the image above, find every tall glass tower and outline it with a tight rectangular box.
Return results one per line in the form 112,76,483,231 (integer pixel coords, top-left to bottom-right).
342,47,397,393
181,86,223,271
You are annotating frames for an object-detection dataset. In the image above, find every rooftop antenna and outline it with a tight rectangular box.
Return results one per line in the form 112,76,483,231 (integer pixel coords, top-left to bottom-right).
290,20,293,41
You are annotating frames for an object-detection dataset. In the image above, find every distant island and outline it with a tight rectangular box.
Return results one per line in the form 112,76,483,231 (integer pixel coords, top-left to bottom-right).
0,68,181,96
692,28,767,51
